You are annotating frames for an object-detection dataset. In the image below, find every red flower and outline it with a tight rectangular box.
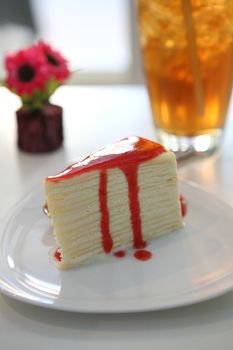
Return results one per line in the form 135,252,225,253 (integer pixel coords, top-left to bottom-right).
37,41,70,81
4,41,71,108
5,46,50,96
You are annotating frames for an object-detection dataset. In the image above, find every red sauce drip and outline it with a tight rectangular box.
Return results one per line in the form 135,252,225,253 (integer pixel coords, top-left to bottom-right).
54,249,62,262
99,170,113,253
180,195,187,217
134,249,152,261
114,250,126,258
121,164,146,249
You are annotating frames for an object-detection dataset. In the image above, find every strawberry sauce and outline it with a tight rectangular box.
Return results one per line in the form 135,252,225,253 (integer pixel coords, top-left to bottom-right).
99,170,113,253
122,164,146,249
180,195,187,217
134,249,152,261
114,250,126,258
54,249,62,262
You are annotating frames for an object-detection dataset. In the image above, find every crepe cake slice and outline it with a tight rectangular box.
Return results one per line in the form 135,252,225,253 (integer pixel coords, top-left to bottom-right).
44,136,183,269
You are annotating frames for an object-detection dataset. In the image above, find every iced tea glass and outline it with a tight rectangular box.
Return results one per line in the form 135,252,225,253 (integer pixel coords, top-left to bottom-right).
137,0,233,156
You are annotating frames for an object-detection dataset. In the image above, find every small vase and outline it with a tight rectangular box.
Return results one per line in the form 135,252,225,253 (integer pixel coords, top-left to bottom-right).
16,102,63,153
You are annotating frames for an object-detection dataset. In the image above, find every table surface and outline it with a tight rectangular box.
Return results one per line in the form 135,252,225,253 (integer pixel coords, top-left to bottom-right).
1,85,233,349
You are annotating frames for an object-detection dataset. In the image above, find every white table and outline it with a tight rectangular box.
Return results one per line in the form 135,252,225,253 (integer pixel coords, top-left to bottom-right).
1,85,233,350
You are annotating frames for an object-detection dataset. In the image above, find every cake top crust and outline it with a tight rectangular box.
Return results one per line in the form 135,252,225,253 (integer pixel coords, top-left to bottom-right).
45,136,166,182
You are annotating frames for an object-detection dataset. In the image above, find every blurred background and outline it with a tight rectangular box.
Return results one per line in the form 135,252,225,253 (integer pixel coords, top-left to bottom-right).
0,0,144,84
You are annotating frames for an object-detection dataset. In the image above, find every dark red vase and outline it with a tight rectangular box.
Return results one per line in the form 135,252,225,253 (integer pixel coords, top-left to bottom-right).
16,102,63,153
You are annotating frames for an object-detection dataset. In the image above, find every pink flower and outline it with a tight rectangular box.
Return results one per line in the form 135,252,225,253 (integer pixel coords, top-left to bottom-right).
37,41,70,81
4,41,71,108
5,46,50,96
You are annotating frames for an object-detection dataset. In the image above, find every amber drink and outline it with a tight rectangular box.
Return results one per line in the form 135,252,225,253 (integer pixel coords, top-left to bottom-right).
137,0,233,155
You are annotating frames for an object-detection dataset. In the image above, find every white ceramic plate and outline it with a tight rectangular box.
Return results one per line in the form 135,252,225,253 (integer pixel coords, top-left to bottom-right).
1,180,233,313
